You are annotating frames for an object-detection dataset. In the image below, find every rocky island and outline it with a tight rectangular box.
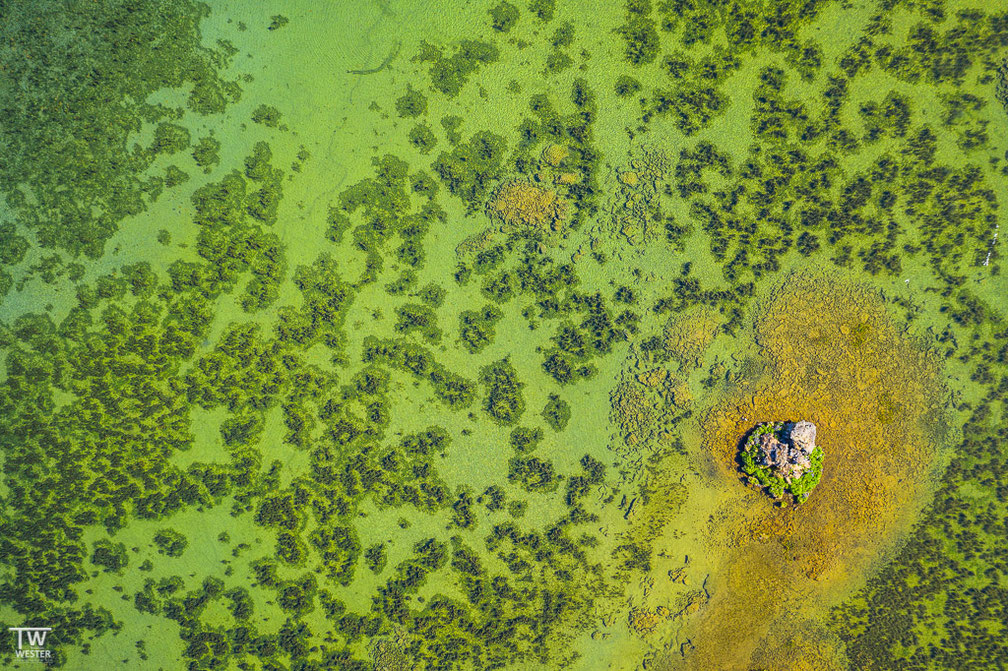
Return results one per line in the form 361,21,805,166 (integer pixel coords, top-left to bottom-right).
740,421,824,504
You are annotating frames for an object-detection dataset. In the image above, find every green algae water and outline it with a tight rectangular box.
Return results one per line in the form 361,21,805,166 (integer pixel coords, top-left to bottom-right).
0,0,1006,669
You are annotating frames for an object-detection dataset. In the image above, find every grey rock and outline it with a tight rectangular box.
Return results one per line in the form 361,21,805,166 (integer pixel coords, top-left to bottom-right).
756,433,786,468
789,420,817,454
755,421,818,481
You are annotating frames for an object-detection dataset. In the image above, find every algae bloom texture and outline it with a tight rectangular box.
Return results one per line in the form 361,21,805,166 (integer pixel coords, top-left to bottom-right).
2,0,1007,670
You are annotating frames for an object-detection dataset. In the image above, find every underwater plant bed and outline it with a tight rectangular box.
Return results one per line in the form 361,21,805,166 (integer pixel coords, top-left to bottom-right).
741,421,824,505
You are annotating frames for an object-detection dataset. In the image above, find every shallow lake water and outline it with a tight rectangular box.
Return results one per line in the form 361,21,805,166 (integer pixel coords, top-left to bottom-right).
0,0,1006,669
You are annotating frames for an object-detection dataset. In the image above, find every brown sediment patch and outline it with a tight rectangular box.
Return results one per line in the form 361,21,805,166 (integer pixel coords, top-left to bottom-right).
629,605,673,636
611,378,660,451
663,306,721,372
458,176,571,260
735,618,848,671
555,170,581,186
608,343,690,458
486,179,568,233
542,142,569,167
668,273,948,671
608,145,673,246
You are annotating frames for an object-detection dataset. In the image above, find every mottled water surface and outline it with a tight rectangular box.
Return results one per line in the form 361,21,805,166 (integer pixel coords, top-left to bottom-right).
0,0,1005,669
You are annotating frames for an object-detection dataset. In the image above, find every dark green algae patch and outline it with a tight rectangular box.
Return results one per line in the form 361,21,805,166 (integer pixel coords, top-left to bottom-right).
0,0,242,260
0,0,1006,670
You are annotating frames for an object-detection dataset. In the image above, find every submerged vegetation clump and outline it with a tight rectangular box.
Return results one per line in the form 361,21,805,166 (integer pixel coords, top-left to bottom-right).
416,39,500,98
395,84,428,118
2,0,1007,669
0,0,241,257
480,357,525,424
458,303,503,353
617,0,660,66
488,1,519,32
433,131,508,211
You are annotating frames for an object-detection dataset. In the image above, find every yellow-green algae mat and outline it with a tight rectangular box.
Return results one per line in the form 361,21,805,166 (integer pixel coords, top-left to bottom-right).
0,0,1006,670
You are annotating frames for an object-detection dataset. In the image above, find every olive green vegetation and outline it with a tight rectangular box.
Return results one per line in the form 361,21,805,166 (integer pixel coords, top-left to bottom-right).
416,39,500,98
614,74,642,97
408,123,438,154
739,423,824,504
364,543,388,574
0,0,241,258
251,103,283,128
90,539,129,574
0,1,1007,670
489,2,520,32
192,136,222,173
459,303,504,353
396,85,428,119
510,425,544,453
617,0,661,66
433,132,508,211
395,303,442,344
541,393,571,432
528,0,556,22
441,114,465,145
164,164,190,188
546,21,577,73
153,529,190,558
480,358,525,425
